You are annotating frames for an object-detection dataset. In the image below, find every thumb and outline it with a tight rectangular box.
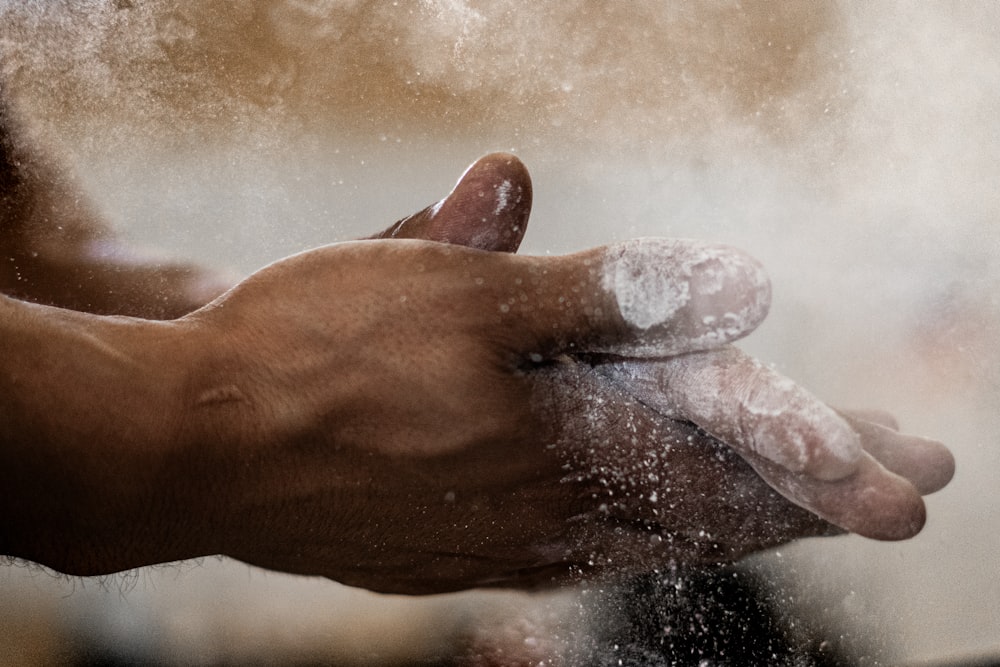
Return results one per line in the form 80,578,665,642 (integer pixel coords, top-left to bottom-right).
482,238,771,359
373,152,531,253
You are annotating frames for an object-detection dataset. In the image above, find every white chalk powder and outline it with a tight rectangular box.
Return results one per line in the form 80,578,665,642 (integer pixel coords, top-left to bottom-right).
602,239,691,331
494,178,512,215
598,239,770,356
600,350,862,479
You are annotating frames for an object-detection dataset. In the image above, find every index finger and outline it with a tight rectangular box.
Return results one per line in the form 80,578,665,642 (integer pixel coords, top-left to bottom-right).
595,347,864,480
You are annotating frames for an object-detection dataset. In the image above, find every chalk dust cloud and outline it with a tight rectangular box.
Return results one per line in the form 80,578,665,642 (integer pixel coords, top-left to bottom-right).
2,1,840,139
1,1,999,664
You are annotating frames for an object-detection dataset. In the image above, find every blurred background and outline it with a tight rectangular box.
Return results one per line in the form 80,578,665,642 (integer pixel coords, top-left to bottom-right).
1,1,998,664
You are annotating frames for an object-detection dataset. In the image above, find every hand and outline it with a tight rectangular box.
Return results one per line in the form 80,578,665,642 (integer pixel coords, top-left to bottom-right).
170,216,773,591
0,151,775,590
162,155,948,593
593,349,954,540
387,154,954,540
0,151,953,595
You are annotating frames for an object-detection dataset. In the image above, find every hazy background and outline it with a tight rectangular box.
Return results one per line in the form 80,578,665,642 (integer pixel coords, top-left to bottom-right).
1,1,998,664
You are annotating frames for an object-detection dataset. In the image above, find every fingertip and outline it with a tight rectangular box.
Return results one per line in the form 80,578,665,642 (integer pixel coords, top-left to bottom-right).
734,382,864,481
795,424,927,539
926,442,956,494
463,152,531,191
856,485,927,541
433,152,532,252
891,435,956,495
599,239,771,356
686,246,772,346
652,346,864,481
744,450,926,542
374,153,532,252
842,416,956,495
831,456,928,541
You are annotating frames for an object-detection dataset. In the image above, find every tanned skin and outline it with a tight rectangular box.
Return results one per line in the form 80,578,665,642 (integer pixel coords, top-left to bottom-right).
0,95,953,594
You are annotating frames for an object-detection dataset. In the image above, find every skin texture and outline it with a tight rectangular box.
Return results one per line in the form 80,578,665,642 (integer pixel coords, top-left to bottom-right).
0,98,954,594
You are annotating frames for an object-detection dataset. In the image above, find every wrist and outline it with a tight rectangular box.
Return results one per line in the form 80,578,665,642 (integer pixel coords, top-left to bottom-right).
0,296,199,573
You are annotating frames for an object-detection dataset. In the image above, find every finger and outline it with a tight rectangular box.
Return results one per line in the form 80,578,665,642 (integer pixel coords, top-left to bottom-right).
591,349,934,538
529,361,839,563
372,152,531,253
741,449,926,541
486,238,771,359
593,347,863,481
839,413,955,495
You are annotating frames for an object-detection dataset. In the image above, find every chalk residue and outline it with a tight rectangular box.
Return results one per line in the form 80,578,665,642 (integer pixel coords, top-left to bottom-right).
599,349,862,479
0,1,842,147
599,239,770,357
602,239,690,331
493,179,512,216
